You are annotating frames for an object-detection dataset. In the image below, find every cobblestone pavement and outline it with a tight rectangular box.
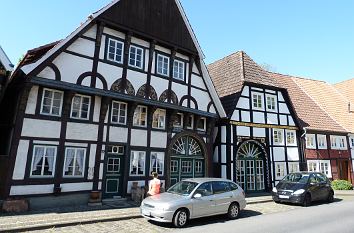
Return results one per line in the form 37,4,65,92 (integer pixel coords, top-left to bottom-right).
30,201,304,233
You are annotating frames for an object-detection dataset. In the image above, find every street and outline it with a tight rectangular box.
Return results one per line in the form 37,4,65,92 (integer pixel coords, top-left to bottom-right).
32,196,354,233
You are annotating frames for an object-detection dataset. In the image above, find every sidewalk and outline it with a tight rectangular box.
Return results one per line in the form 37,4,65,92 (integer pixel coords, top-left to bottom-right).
1,191,353,232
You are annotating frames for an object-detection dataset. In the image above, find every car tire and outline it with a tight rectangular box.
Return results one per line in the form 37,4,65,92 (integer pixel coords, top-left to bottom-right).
227,202,240,220
327,191,334,203
302,193,311,207
173,209,188,228
274,200,280,204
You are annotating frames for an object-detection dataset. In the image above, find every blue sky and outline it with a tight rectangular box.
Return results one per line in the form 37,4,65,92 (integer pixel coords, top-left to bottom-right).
1,0,353,83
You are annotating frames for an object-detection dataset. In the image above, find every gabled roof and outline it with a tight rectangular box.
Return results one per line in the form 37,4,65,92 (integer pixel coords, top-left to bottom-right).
15,0,226,118
334,78,354,106
271,73,347,133
0,46,14,72
208,51,280,98
292,76,354,133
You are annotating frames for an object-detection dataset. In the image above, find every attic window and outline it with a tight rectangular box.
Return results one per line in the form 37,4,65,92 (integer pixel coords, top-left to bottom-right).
107,38,124,64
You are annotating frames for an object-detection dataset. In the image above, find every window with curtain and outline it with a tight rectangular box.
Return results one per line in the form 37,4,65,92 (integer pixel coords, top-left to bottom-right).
150,152,164,176
133,105,147,127
152,109,166,129
130,151,145,176
40,88,63,116
63,147,86,177
30,145,57,177
70,94,91,120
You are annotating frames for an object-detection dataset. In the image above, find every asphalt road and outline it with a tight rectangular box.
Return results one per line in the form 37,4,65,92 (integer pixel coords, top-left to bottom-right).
177,200,354,233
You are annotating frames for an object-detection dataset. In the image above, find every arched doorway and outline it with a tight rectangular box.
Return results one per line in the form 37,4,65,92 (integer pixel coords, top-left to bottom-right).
236,140,267,192
169,135,205,186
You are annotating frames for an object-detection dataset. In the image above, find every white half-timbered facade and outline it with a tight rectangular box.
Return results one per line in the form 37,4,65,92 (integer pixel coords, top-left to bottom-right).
0,0,226,206
209,52,302,192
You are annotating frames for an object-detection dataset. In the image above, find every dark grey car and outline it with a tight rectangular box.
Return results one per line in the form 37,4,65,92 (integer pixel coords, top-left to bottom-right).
272,172,334,207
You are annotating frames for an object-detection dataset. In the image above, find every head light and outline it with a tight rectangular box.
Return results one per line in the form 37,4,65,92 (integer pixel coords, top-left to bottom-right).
293,189,305,195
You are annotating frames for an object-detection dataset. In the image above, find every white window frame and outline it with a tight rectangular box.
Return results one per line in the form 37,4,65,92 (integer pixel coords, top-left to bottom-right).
307,160,332,178
152,109,166,129
286,130,296,146
187,115,194,129
128,45,144,69
40,88,64,116
133,105,147,127
252,92,264,110
173,113,184,128
288,162,299,173
273,129,284,145
317,134,327,149
156,53,170,76
30,145,57,178
150,152,165,176
275,162,286,180
350,137,354,148
266,94,277,112
70,94,91,120
306,134,316,149
173,59,185,81
63,147,86,178
197,117,207,131
130,151,146,176
111,101,127,125
330,135,347,150
107,38,124,64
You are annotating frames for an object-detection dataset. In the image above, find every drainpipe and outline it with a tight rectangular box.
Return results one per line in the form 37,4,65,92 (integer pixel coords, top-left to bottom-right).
299,128,307,171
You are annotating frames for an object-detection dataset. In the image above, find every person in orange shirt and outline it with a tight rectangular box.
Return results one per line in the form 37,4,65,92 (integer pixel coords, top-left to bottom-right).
147,172,161,196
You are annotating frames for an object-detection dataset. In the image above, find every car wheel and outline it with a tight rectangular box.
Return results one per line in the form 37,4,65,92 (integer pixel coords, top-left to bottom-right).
274,200,280,204
227,202,240,220
302,193,311,207
327,191,334,203
173,209,188,228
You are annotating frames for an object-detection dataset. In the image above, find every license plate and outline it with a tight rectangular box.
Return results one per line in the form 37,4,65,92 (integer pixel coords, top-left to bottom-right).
279,195,290,199
142,209,150,216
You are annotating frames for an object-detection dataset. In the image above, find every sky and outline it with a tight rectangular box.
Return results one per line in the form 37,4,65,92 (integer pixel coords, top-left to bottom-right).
1,0,353,83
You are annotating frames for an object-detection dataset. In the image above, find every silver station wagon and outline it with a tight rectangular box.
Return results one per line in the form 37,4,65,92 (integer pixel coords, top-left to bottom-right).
140,178,246,227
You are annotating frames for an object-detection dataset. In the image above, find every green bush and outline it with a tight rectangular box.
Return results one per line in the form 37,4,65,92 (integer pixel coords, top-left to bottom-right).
331,180,353,190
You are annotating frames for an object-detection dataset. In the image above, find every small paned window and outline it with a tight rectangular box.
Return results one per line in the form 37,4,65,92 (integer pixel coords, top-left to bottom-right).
330,136,347,149
111,101,127,125
317,135,327,149
107,38,124,63
63,147,86,177
40,89,63,116
286,130,296,145
319,161,330,176
266,95,276,111
275,163,285,179
133,105,147,127
307,160,331,177
187,115,194,129
181,161,192,173
195,161,203,173
288,163,299,173
351,138,354,148
252,93,263,109
173,60,185,81
152,109,166,129
197,117,207,131
170,160,178,173
107,158,120,173
150,152,164,176
307,161,317,172
273,129,284,144
130,151,145,176
173,113,184,128
71,94,91,120
157,54,170,76
306,134,316,149
128,45,144,69
30,145,57,177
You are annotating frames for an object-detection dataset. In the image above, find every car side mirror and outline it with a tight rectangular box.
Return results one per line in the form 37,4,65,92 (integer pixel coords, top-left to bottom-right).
194,193,202,199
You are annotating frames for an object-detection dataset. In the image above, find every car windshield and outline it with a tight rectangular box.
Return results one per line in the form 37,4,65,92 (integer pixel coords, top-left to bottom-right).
167,181,199,196
283,173,310,184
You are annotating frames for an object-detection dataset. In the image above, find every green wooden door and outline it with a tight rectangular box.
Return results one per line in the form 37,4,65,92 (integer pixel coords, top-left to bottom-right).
170,136,204,186
103,152,124,198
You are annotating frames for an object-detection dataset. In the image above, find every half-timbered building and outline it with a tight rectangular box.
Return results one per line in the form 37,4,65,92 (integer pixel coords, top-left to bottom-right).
0,0,226,207
208,52,303,193
272,73,354,184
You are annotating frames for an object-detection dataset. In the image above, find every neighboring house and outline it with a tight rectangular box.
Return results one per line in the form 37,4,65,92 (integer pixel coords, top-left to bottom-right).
0,46,13,101
0,0,226,206
272,73,354,184
208,51,303,192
